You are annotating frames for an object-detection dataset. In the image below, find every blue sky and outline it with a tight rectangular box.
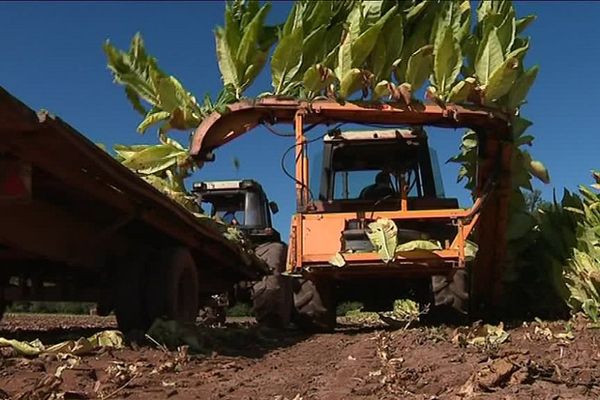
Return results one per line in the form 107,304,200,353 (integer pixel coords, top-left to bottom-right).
1,1,598,234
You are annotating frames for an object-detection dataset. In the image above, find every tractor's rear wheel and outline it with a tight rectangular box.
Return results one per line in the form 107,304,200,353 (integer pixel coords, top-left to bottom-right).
292,278,336,332
145,247,200,325
252,242,293,328
429,268,469,324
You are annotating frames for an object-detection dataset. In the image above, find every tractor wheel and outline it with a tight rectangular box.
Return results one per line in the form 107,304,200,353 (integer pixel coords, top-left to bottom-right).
292,278,336,332
429,268,469,324
252,242,293,329
146,247,200,325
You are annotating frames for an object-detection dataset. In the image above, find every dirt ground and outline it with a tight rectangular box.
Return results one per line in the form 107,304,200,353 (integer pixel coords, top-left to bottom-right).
0,314,599,400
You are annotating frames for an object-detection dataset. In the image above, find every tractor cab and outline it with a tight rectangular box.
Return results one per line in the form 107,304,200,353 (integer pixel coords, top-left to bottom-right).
317,128,449,202
192,179,281,243
312,128,460,254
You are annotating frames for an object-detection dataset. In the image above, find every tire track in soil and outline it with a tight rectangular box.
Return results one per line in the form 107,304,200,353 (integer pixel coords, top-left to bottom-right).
173,331,381,400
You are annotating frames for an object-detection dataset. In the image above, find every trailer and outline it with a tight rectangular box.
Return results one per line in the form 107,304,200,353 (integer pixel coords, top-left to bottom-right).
0,87,268,333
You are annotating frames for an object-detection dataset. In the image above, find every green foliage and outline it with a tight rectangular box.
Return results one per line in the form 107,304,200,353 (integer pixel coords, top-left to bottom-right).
336,301,364,316
104,33,239,215
215,0,276,98
104,34,204,136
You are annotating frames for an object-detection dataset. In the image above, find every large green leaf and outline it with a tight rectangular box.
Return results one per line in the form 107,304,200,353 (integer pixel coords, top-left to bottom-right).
137,111,171,134
447,78,476,103
496,9,516,53
351,6,397,68
484,56,519,103
362,0,383,27
516,15,536,34
372,80,391,100
236,3,271,84
405,45,433,90
120,143,186,175
298,25,328,75
447,77,476,103
339,68,363,99
396,240,441,252
271,25,304,94
303,64,335,94
104,37,159,106
215,27,239,89
506,65,539,110
372,14,404,81
475,27,504,85
433,26,462,94
113,144,150,161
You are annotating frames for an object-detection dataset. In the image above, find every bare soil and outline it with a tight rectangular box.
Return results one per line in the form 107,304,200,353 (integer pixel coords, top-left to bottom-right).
0,313,599,399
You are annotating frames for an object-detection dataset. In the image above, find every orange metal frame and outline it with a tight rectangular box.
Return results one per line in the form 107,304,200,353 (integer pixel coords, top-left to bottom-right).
288,111,488,278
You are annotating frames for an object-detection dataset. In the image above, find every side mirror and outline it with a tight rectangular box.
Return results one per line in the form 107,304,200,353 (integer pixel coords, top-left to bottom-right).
269,201,279,215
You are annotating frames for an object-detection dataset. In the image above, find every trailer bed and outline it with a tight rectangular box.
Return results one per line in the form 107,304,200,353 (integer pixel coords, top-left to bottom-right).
0,86,267,306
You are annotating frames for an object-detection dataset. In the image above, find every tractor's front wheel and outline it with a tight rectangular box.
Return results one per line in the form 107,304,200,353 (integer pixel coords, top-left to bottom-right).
292,278,336,332
252,242,293,329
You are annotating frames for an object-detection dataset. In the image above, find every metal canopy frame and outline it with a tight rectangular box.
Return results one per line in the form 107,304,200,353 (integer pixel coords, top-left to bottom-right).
191,97,514,307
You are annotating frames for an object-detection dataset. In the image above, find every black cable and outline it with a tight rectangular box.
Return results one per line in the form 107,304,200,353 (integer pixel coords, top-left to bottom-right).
264,123,295,137
279,123,345,202
263,120,324,138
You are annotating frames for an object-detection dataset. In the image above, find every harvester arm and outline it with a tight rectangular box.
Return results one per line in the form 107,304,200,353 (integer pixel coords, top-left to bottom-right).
189,98,511,162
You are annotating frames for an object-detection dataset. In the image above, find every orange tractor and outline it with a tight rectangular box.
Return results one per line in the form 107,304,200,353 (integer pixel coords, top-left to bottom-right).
190,99,512,330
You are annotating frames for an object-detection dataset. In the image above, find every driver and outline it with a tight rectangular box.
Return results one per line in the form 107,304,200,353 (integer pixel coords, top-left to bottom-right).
222,210,240,225
359,171,395,200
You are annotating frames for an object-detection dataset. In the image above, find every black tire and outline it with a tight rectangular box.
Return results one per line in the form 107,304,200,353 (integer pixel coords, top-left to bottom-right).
292,278,336,332
252,242,293,329
146,247,200,325
429,268,469,324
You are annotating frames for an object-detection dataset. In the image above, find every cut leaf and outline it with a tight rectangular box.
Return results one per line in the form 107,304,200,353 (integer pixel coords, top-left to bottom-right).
271,25,304,94
484,57,519,103
137,111,171,134
506,65,539,110
396,240,442,252
475,28,504,85
339,68,363,99
405,45,433,90
372,80,391,100
433,27,462,94
367,218,398,263
447,77,476,103
529,159,550,184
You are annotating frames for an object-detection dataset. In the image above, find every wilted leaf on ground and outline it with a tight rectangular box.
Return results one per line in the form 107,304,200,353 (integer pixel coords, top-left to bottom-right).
453,322,510,348
0,330,124,357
